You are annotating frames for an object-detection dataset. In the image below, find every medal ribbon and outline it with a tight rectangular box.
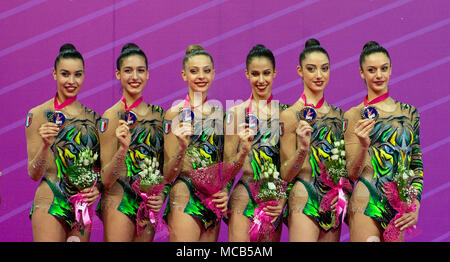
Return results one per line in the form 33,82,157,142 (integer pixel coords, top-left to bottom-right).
120,95,143,111
364,92,389,106
246,93,274,115
54,93,77,111
184,94,207,110
301,93,324,109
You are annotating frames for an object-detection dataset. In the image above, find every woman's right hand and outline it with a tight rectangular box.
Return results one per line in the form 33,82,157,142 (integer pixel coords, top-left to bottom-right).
296,120,313,151
354,119,375,148
116,120,131,150
237,123,254,155
39,122,59,146
173,122,193,151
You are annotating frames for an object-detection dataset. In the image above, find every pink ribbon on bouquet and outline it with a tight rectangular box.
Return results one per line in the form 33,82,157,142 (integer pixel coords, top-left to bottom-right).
318,165,352,229
131,180,166,235
68,179,97,231
383,181,417,242
249,200,278,242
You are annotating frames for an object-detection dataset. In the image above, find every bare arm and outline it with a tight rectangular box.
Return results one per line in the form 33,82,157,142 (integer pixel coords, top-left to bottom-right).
224,108,253,179
280,110,312,183
344,112,375,182
163,107,191,183
26,109,59,181
99,110,131,189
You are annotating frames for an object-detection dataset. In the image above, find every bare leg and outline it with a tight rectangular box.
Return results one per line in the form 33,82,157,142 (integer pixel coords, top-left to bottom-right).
228,184,251,242
198,224,220,242
31,183,69,242
31,206,69,242
102,201,136,242
288,180,320,242
68,226,92,242
348,181,382,242
167,180,201,242
318,227,341,242
133,226,155,242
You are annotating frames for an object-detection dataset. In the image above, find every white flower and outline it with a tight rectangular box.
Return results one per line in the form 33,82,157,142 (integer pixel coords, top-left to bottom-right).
334,141,340,147
83,160,90,166
273,171,279,179
268,169,273,175
144,158,150,166
402,173,409,180
340,140,344,144
342,160,346,166
263,172,269,179
340,151,346,157
93,153,98,161
331,155,339,161
141,169,148,176
408,170,415,177
331,148,339,155
267,182,276,190
155,162,159,168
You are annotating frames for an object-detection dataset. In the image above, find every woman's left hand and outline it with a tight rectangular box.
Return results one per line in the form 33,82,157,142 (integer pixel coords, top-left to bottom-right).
330,194,349,213
82,186,100,206
264,201,285,224
212,191,229,213
146,192,164,213
394,205,419,231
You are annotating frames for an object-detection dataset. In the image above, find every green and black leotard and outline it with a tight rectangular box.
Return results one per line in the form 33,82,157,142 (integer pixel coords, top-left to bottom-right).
284,102,350,232
345,98,423,230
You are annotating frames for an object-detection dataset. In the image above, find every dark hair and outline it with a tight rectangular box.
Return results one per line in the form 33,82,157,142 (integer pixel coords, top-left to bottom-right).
359,41,391,69
116,43,148,70
54,43,84,69
245,44,275,70
298,38,330,67
182,44,214,69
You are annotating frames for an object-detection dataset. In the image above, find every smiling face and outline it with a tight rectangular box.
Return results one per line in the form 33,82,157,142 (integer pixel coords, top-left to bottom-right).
298,51,330,93
53,58,85,100
116,55,149,97
360,52,392,95
245,57,277,99
182,54,215,93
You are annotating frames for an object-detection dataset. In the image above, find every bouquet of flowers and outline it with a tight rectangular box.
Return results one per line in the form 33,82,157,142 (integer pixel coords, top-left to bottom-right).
131,156,166,235
318,139,352,229
383,164,418,242
187,146,236,220
66,148,99,233
248,160,287,242
186,146,214,170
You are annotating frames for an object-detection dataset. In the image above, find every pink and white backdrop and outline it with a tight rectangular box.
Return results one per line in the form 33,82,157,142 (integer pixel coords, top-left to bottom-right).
0,0,449,242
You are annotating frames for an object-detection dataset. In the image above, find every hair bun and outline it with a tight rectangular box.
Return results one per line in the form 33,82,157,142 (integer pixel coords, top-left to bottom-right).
305,38,320,48
363,41,380,51
252,44,267,50
121,43,140,53
185,44,204,55
59,43,77,53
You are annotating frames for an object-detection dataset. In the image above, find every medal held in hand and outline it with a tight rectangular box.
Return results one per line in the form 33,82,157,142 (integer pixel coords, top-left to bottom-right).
299,106,317,124
53,111,66,127
298,93,323,125
246,113,259,131
179,108,194,123
361,92,389,121
52,93,77,128
361,106,379,120
120,95,143,129
124,110,138,129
